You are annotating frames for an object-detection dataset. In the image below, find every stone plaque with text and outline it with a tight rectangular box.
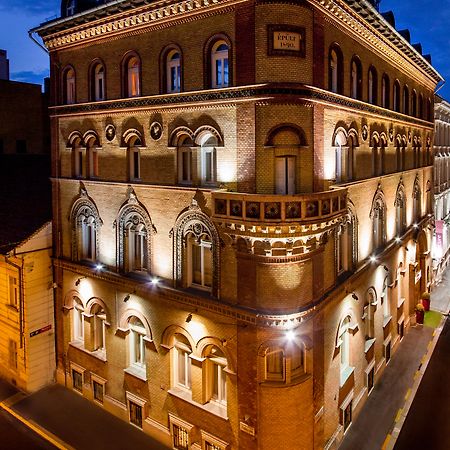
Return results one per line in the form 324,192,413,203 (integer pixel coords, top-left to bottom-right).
268,25,306,57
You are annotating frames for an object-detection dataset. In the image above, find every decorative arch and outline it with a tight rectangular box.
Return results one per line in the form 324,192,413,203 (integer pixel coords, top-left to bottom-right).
346,200,359,268
160,324,196,350
169,126,194,147
335,311,358,349
83,130,100,147
68,130,83,147
370,185,387,218
370,185,387,250
365,286,377,305
85,297,111,323
69,185,103,261
122,128,144,147
172,199,220,298
332,126,348,147
348,128,360,147
197,336,236,374
266,124,308,147
63,290,85,310
204,33,233,89
193,125,223,146
160,43,183,94
118,308,153,340
115,188,156,273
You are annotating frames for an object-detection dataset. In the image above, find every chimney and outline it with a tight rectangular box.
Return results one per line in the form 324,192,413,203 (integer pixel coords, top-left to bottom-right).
0,49,9,80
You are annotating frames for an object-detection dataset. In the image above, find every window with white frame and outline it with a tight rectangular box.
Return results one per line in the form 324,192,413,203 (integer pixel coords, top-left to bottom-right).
80,215,96,261
129,400,143,428
64,68,76,104
188,233,212,290
125,218,148,273
72,368,83,392
129,316,146,370
94,64,105,101
173,335,192,391
413,181,421,223
169,415,193,450
128,146,140,181
127,56,141,97
92,304,106,354
8,275,18,308
167,50,181,93
200,135,217,185
371,196,386,252
338,316,353,384
73,140,84,178
395,188,406,236
329,48,339,93
337,224,350,275
364,289,376,340
211,42,229,88
206,346,227,406
178,146,192,184
382,278,390,319
92,378,105,403
86,139,99,179
73,297,84,343
350,57,361,100
72,201,101,263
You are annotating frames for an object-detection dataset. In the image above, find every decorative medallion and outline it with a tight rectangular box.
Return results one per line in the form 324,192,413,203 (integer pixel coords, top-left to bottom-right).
150,121,163,141
361,125,368,141
105,124,116,141
389,128,394,142
408,131,412,143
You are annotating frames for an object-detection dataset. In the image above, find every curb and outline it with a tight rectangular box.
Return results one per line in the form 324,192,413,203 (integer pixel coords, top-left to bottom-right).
0,400,74,450
384,314,446,450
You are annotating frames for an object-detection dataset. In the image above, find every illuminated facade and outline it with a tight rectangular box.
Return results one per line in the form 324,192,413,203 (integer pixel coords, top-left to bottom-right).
432,96,450,280
33,0,441,448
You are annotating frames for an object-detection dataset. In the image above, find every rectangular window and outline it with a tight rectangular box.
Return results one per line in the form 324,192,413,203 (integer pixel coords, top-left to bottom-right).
72,369,83,392
173,423,189,450
8,340,17,370
367,367,374,393
180,149,191,183
205,443,222,450
385,341,391,364
211,362,227,405
93,380,104,403
129,401,143,428
343,401,352,431
8,276,18,308
16,140,27,154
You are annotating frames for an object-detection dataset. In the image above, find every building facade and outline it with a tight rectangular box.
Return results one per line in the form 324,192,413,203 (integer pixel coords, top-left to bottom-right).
34,0,441,448
432,95,450,281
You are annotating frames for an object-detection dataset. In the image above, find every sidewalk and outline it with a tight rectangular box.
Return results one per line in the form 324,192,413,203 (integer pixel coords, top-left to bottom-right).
0,381,169,450
338,323,435,450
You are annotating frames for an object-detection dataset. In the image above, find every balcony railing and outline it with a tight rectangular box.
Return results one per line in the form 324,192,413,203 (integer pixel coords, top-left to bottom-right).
212,189,347,224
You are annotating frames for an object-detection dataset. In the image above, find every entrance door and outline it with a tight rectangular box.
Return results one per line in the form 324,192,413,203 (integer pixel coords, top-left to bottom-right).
275,157,295,195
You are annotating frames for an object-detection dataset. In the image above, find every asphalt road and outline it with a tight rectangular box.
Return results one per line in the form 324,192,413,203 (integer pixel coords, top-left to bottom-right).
395,317,450,450
0,407,56,450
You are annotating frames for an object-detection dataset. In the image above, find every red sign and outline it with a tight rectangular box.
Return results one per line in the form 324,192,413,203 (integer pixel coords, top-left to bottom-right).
30,324,52,338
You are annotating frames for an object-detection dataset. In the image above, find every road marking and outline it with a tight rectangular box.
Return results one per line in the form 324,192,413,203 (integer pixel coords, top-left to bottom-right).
382,434,391,450
395,408,403,423
0,401,73,450
404,389,411,401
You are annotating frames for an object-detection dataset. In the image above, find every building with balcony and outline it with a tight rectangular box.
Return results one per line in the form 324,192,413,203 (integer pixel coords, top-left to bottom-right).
32,0,441,448
432,95,450,280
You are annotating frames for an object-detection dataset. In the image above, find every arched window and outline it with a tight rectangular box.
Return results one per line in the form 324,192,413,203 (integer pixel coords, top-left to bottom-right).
173,203,220,297
338,316,353,384
71,136,84,178
381,277,390,319
396,135,406,171
177,134,194,185
211,41,229,88
123,53,141,98
70,193,102,263
382,74,390,108
395,183,406,236
403,86,410,115
204,346,227,406
116,192,154,275
85,135,99,179
418,93,424,119
63,66,76,105
129,316,146,369
350,56,362,100
90,62,105,101
370,188,386,252
72,297,84,343
337,206,358,274
412,178,421,223
173,334,192,391
426,98,432,121
92,304,106,354
199,133,217,186
393,80,401,112
126,134,142,181
368,66,378,105
329,45,343,94
264,340,305,383
166,50,181,93
364,289,376,340
412,90,417,117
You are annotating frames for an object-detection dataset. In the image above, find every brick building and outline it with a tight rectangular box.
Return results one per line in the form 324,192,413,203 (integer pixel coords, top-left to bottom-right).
32,0,441,448
432,95,450,280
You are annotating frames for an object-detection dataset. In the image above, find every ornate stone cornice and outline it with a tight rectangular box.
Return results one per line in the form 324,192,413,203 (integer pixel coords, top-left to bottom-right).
50,84,434,129
35,0,244,51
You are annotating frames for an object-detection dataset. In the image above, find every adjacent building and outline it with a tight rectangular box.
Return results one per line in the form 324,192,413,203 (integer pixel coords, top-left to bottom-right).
33,0,441,448
0,156,54,392
432,95,450,280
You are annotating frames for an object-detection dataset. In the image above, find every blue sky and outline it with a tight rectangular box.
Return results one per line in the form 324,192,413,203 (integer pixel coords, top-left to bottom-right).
0,0,449,98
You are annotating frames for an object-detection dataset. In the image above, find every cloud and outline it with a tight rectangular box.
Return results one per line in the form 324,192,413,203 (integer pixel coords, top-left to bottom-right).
10,70,49,86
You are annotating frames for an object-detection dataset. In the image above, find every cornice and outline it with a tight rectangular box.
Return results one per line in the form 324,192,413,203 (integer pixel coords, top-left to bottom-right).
313,0,442,87
37,0,245,51
50,84,434,129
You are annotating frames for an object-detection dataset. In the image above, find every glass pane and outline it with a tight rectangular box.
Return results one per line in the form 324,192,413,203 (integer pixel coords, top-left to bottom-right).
133,150,139,179
203,245,212,287
178,349,186,386
267,350,283,377
171,67,176,92
213,364,219,398
205,151,212,182
216,60,222,86
192,243,202,284
182,151,190,181
223,58,229,86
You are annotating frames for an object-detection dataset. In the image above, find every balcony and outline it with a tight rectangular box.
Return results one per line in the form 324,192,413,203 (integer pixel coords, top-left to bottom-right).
212,189,347,226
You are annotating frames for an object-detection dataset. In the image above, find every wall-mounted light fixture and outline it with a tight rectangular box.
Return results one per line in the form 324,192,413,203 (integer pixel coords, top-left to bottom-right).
150,277,159,285
383,265,389,271
75,276,86,286
352,293,358,301
185,313,193,323
95,264,104,271
370,255,377,263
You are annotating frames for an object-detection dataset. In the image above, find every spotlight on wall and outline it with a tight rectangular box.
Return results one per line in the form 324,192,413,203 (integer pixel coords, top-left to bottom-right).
75,277,86,286
352,293,358,301
150,277,159,285
185,313,193,323
413,223,419,229
395,237,402,243
370,255,377,263
123,294,131,302
286,330,295,341
95,264,104,271
383,265,389,271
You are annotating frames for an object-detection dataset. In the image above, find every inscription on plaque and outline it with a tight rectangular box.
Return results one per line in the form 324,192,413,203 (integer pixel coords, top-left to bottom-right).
268,25,306,57
273,31,302,51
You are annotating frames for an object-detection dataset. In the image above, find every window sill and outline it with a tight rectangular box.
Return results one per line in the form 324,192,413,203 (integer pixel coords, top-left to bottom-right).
261,372,311,387
383,315,392,328
69,342,107,362
6,305,19,312
398,297,406,308
340,366,354,387
364,338,376,354
168,388,228,420
124,365,147,382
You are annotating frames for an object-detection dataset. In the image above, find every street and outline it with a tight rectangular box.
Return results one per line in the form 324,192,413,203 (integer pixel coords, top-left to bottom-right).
394,316,450,450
